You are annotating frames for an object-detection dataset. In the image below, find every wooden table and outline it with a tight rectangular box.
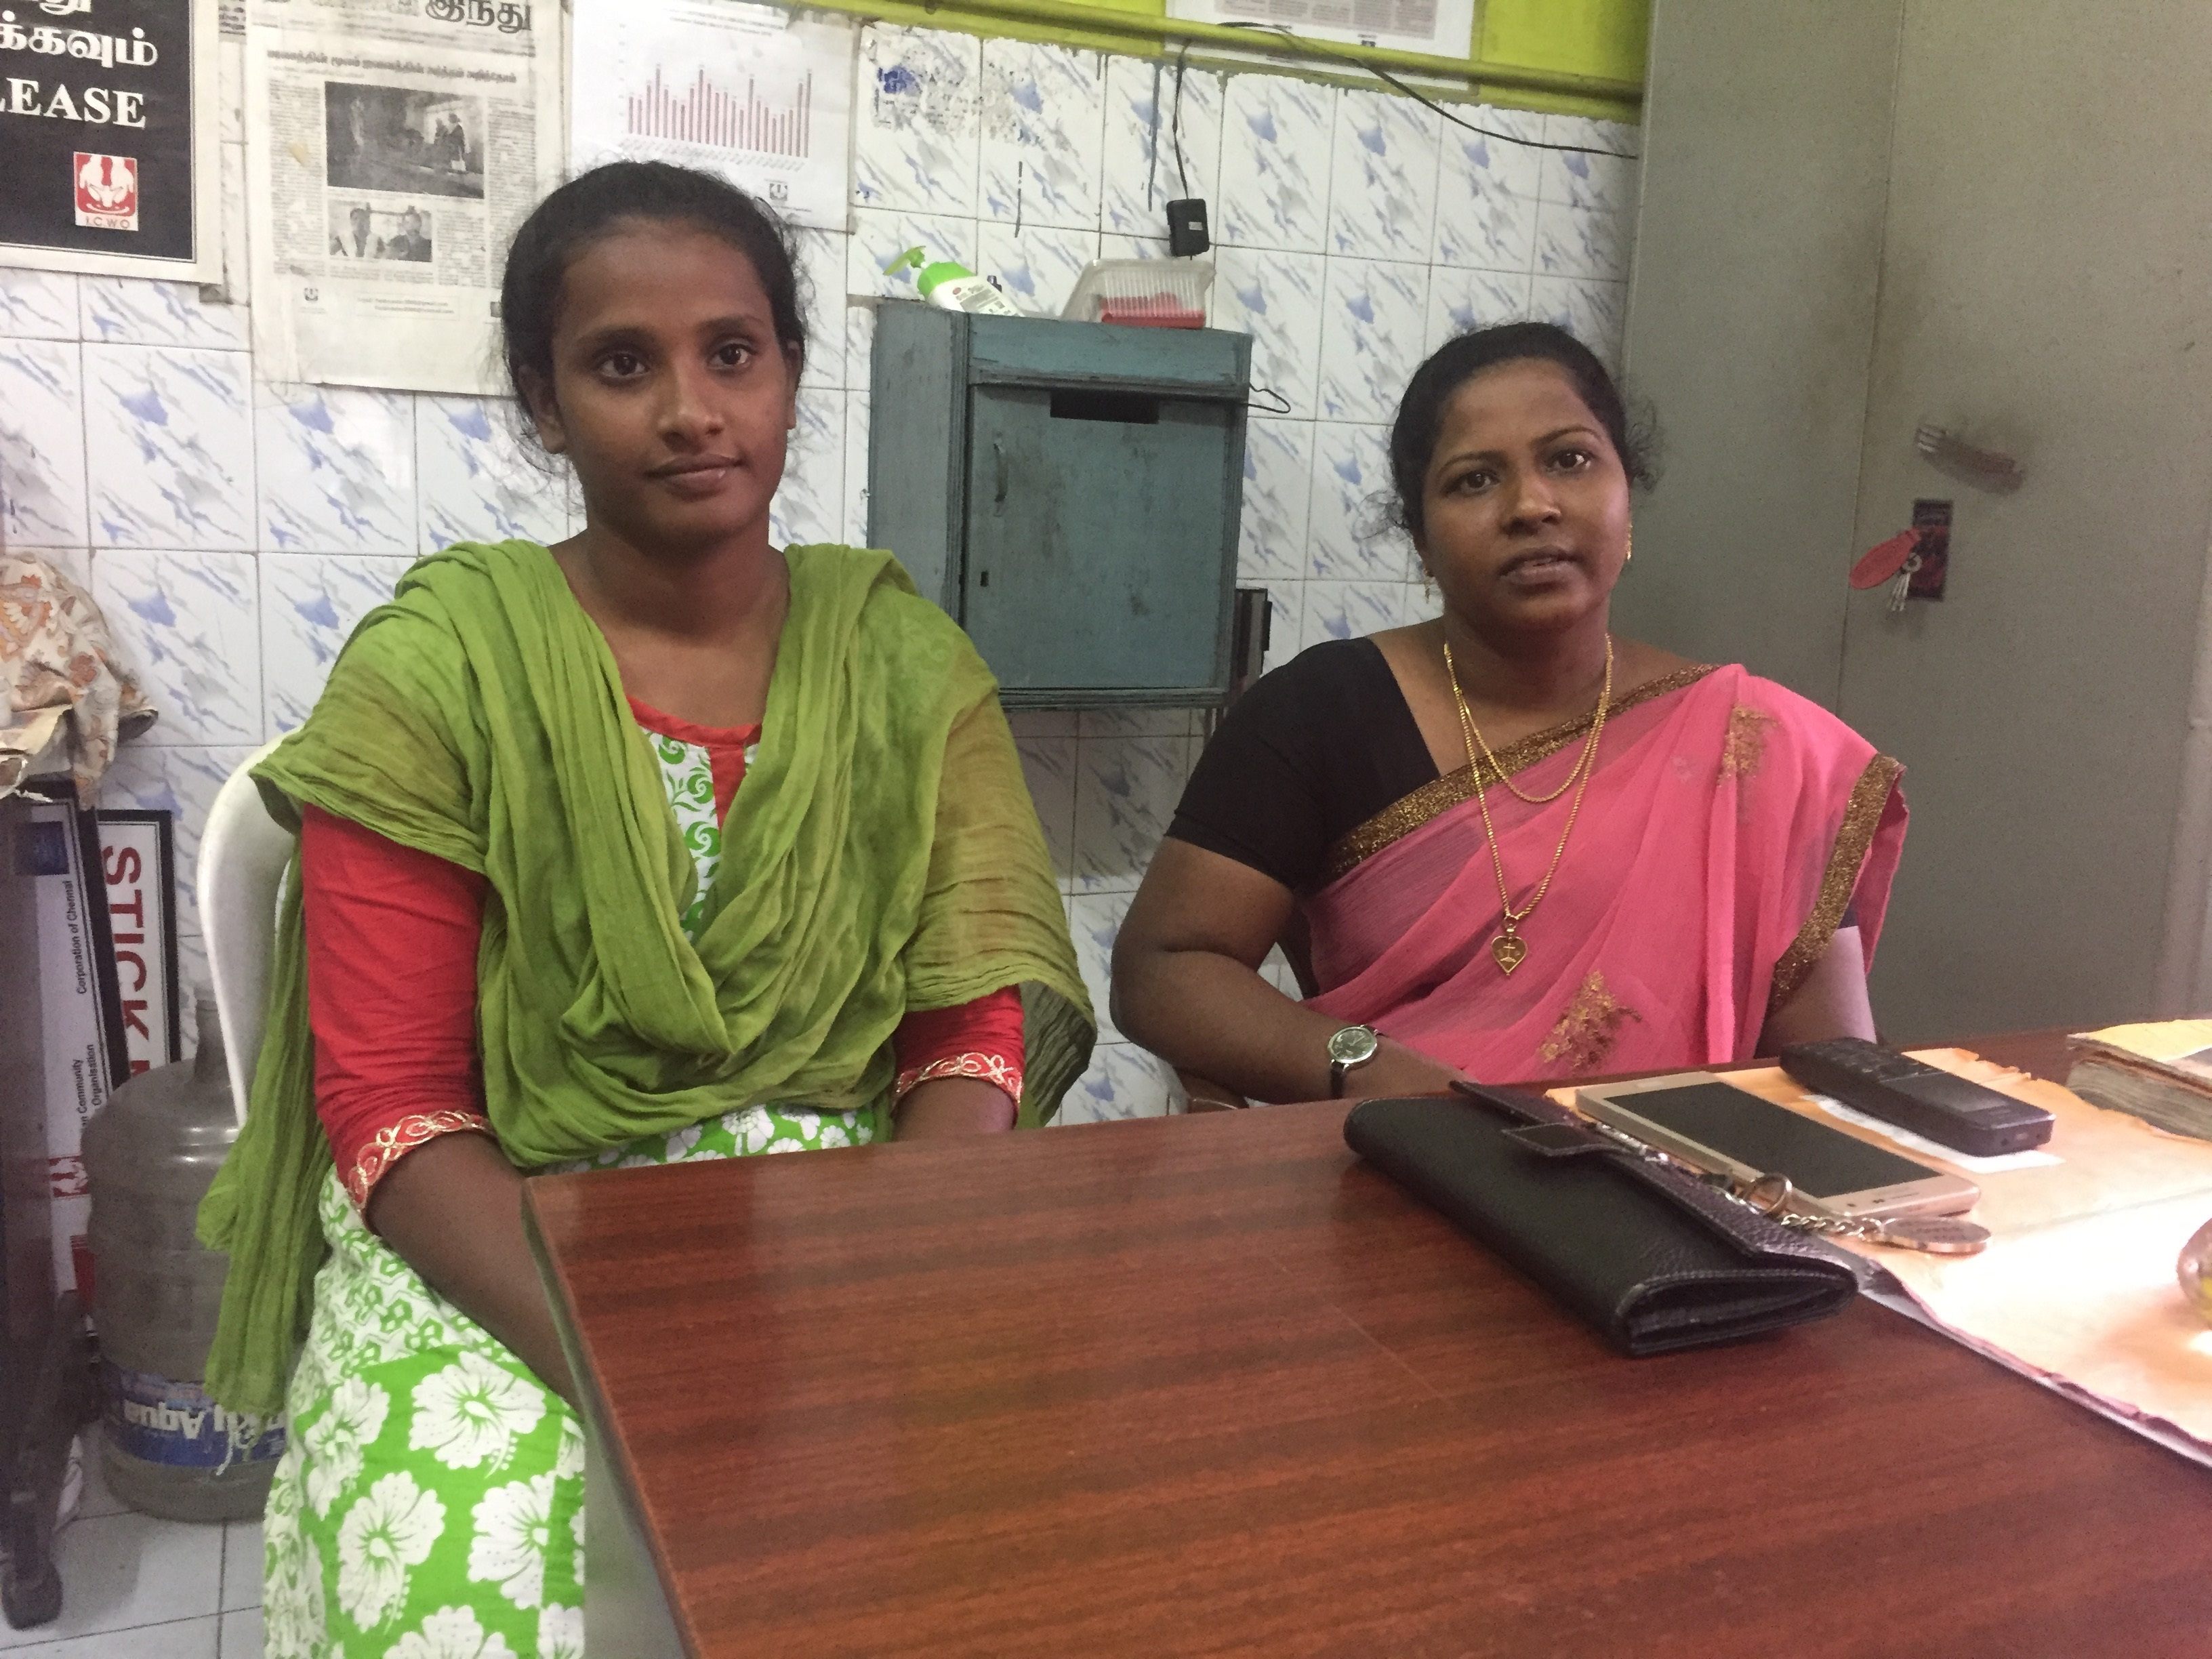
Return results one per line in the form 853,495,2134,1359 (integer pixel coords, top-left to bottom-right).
525,1031,2212,1656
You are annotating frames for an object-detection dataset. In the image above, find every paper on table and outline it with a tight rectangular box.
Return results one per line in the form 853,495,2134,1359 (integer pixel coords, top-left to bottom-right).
1732,1052,2212,1456
1854,1278,2212,1472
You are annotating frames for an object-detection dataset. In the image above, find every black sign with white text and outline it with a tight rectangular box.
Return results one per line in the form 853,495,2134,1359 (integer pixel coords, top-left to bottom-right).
0,0,207,270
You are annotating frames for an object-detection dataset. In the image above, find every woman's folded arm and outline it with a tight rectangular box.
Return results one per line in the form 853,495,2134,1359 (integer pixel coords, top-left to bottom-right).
1113,837,1460,1104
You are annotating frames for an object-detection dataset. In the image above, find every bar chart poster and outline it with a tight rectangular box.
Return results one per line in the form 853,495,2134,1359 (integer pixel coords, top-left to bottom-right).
570,0,853,230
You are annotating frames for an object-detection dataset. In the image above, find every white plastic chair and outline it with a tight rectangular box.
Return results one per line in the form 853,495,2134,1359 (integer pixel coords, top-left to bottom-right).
195,741,290,1126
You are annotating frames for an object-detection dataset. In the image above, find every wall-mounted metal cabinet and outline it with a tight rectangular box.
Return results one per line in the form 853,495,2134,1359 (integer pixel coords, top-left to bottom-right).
867,304,1250,708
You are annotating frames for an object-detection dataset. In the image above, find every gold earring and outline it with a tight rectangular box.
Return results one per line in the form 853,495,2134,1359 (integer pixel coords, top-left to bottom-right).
1625,526,1635,563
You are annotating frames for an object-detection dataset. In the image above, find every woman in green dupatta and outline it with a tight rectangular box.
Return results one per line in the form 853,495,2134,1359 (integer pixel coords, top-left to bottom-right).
197,162,1091,1658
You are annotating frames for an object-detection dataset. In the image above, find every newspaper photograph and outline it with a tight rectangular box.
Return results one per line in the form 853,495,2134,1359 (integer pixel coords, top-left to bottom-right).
245,0,565,394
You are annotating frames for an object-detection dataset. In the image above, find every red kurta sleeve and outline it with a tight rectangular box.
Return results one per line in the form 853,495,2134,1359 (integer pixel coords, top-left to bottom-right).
893,987,1027,1107
300,804,493,1212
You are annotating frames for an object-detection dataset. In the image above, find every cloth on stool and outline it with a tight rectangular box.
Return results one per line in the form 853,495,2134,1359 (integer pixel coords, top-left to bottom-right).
0,552,155,803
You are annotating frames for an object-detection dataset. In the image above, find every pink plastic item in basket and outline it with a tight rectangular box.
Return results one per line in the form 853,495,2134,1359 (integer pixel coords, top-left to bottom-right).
1063,257,1214,329
1098,291,1207,328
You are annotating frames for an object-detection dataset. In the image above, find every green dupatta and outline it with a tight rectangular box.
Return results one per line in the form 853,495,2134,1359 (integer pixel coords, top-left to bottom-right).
199,540,1092,1417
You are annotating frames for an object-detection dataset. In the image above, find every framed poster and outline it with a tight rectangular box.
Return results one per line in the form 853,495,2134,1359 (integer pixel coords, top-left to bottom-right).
0,0,222,281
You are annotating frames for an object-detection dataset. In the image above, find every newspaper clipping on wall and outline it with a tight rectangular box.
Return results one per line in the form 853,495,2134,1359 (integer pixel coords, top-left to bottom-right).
245,0,564,394
0,0,222,281
1166,0,1473,58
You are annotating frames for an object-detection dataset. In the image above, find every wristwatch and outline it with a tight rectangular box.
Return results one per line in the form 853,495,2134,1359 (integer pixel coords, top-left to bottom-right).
1327,1024,1381,1098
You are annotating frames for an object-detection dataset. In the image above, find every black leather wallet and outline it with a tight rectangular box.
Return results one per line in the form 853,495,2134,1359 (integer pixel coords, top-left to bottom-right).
1344,1082,1860,1355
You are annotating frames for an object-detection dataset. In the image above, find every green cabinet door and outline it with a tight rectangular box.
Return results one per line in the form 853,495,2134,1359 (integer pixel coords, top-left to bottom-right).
961,384,1236,694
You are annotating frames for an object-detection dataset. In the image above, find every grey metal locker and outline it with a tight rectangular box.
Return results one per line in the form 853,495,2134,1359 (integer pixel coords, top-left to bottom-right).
866,304,1250,709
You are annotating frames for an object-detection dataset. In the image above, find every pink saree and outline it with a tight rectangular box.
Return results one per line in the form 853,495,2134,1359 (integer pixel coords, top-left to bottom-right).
1302,665,1906,1081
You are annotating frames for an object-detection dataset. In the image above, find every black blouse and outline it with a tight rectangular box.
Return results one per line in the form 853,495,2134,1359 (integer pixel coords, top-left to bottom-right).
1169,638,1858,933
1168,640,1440,895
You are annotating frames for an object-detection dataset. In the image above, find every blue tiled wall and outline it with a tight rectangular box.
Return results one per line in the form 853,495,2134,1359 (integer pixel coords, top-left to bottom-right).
0,22,1638,1120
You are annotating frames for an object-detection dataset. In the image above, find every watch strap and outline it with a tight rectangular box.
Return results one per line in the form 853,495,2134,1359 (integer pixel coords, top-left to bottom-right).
1328,1025,1378,1098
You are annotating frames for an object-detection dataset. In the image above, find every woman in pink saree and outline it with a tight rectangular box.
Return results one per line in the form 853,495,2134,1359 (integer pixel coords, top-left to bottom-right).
1112,323,1905,1097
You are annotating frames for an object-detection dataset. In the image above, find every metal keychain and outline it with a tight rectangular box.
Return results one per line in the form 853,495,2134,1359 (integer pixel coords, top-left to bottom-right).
1887,551,1923,615
1739,1172,1989,1256
1577,1116,1991,1256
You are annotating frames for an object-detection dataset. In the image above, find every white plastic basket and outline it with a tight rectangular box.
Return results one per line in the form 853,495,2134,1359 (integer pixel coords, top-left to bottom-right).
1061,258,1214,328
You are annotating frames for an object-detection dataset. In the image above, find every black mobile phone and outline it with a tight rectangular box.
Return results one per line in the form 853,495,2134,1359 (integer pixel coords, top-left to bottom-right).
1780,1038,2054,1156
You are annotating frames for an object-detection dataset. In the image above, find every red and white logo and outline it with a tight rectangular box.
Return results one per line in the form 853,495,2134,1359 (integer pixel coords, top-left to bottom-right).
74,152,140,232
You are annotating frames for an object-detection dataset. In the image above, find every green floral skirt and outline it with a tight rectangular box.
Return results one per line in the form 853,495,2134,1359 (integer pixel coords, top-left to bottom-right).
262,1103,885,1658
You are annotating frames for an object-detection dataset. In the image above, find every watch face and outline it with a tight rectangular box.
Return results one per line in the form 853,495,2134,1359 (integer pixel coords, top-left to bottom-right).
1328,1025,1379,1066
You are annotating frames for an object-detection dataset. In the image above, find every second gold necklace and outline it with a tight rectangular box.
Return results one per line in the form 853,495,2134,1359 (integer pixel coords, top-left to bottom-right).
1443,637,1614,976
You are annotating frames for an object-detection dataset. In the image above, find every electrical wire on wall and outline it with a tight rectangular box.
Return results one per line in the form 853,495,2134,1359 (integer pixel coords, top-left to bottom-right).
1172,39,1193,196
1168,20,1640,162
1146,60,1164,207
1144,45,1197,213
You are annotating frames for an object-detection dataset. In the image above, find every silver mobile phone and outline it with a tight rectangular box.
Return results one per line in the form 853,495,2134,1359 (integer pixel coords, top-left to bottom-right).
1575,1071,1980,1221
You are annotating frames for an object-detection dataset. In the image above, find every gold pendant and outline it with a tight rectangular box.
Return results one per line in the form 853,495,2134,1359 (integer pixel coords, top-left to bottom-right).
1492,930,1527,976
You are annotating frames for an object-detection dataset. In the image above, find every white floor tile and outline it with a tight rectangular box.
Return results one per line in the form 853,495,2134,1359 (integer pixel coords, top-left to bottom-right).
0,1513,221,1650
218,1607,263,1658
0,1616,218,1657
218,1521,261,1613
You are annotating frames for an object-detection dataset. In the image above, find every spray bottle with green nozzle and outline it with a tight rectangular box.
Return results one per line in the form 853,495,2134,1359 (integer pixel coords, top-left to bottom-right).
884,245,1022,316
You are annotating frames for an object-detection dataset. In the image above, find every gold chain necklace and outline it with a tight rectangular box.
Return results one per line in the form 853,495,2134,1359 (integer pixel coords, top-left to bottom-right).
1443,636,1614,976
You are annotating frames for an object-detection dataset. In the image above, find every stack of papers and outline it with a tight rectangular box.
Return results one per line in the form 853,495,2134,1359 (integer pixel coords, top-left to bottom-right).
2067,1021,2212,1140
